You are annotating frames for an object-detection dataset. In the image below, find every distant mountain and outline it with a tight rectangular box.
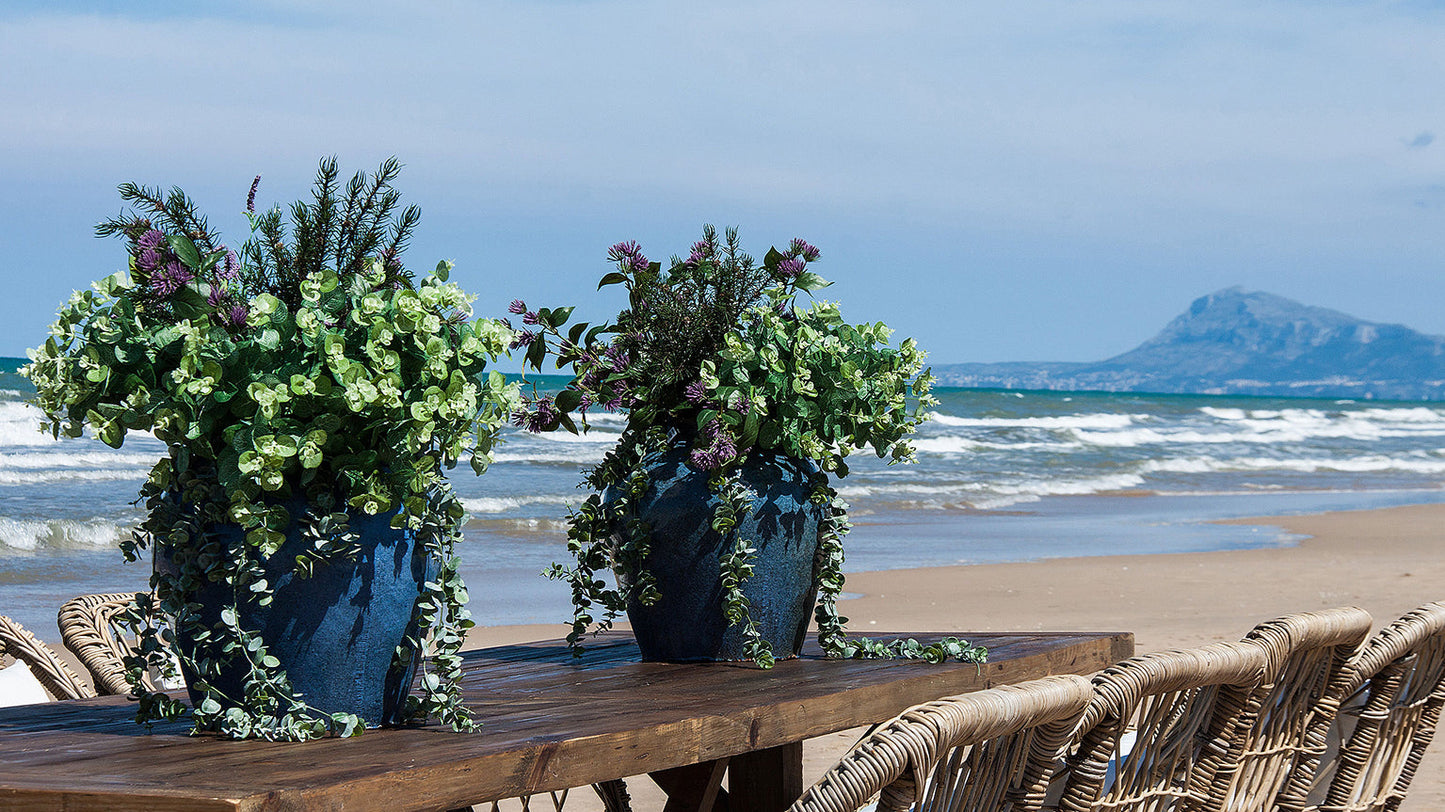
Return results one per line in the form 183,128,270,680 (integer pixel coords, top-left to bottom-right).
932,288,1445,400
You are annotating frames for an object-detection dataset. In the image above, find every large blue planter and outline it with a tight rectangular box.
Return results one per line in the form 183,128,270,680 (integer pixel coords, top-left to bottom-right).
158,506,432,726
619,442,826,662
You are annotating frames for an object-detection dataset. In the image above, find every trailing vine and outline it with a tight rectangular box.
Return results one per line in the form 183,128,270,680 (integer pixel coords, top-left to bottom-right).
517,227,987,669
26,159,518,739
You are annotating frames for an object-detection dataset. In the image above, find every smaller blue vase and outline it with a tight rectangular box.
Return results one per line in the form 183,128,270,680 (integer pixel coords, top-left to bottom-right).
158,504,433,726
619,442,826,662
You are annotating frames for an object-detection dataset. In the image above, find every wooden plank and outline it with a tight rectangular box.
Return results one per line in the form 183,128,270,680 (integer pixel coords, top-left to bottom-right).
0,630,1130,811
728,742,803,812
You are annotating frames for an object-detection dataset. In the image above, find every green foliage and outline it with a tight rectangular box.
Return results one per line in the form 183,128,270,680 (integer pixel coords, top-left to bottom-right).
514,227,984,668
24,159,519,739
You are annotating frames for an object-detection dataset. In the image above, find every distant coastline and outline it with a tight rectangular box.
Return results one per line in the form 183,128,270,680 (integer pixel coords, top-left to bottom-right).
932,288,1445,402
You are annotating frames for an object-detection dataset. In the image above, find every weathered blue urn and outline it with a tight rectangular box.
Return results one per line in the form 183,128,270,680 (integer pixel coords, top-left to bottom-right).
618,441,826,662
159,506,431,725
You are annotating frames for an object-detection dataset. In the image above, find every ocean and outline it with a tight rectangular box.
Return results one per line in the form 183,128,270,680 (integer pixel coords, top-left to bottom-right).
3,358,1443,638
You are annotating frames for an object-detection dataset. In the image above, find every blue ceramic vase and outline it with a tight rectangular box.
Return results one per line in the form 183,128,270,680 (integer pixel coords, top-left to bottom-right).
158,506,432,726
619,441,826,662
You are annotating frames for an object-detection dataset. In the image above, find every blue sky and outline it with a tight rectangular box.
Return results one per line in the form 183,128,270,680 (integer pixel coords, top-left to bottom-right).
2,1,1442,366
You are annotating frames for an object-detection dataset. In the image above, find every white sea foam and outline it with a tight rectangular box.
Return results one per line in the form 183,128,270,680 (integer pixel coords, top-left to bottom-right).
460,495,577,514
1069,414,1445,447
838,472,1146,510
911,437,1083,454
0,401,59,448
0,450,159,470
490,448,607,465
529,430,622,444
928,412,1142,430
0,518,127,552
1144,455,1445,475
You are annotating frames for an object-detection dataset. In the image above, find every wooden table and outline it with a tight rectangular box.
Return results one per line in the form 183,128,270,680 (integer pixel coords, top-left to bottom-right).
0,630,1131,812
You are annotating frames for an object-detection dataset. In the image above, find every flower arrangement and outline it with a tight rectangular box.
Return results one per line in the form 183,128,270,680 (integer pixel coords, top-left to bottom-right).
513,226,986,667
23,158,517,739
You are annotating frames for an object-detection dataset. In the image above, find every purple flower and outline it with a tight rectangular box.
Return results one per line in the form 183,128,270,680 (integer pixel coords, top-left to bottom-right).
689,419,738,471
217,249,240,281
686,237,716,267
607,240,650,274
138,230,164,251
508,299,527,315
789,238,820,262
137,248,161,273
777,258,805,279
604,345,630,372
509,330,537,350
148,262,192,297
228,303,250,327
207,286,228,307
513,396,559,433
684,380,708,404
247,176,261,213
522,311,540,326
607,240,643,263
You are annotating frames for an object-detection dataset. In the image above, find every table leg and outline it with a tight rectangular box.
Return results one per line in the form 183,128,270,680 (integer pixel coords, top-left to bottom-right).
727,742,804,812
651,758,731,812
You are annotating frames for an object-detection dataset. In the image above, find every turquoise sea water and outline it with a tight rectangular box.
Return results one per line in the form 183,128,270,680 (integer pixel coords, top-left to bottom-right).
3,356,1443,637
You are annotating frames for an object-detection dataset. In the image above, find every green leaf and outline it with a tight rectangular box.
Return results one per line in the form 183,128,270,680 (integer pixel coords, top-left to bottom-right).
597,272,628,289
555,388,583,413
794,272,832,292
433,259,451,282
697,409,719,431
544,306,574,329
525,337,546,370
739,410,760,447
167,235,201,269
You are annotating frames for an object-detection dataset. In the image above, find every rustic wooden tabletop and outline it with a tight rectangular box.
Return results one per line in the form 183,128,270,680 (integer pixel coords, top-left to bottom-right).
0,630,1132,812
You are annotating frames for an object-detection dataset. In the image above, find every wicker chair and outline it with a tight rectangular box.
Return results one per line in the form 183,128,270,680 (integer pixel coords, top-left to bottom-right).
1292,602,1445,812
788,674,1094,812
1016,641,1270,811
58,592,152,695
1199,606,1374,812
0,613,91,701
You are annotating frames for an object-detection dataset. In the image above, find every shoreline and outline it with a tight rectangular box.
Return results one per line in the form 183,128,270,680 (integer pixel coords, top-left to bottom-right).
468,501,1445,651
465,501,1445,811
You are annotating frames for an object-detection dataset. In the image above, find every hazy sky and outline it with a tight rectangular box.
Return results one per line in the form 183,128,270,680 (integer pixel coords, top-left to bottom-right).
2,1,1442,366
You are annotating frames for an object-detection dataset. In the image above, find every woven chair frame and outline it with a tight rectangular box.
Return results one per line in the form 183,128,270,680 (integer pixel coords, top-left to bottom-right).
788,675,1094,812
1200,606,1373,812
0,614,91,701
1014,641,1268,812
1300,602,1445,812
58,592,148,695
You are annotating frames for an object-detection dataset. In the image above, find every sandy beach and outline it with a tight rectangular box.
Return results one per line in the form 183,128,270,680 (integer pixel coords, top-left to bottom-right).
468,500,1445,811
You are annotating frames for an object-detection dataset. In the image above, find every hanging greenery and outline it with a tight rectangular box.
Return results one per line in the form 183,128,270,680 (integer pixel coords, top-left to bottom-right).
511,226,986,668
24,158,518,739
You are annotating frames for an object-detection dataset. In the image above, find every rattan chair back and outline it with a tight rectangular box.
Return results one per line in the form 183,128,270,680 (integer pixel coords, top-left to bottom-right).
0,614,90,701
1299,602,1445,812
1016,641,1268,812
788,674,1094,812
1199,606,1373,812
57,592,149,695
